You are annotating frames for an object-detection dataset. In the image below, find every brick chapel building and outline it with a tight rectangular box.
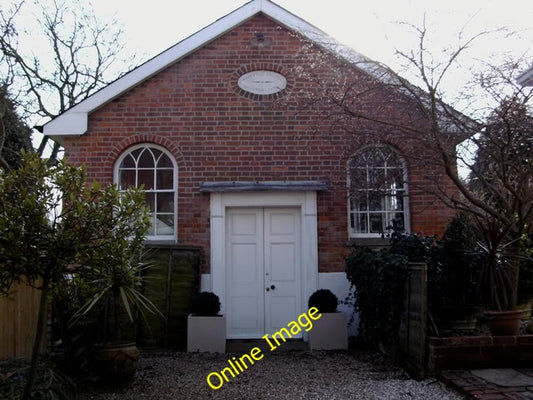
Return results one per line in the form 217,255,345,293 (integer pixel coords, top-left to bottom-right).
43,0,457,339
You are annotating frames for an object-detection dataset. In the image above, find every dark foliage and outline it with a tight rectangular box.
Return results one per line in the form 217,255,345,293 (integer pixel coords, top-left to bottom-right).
308,289,338,313
345,248,408,346
191,292,221,316
0,87,32,169
428,214,480,313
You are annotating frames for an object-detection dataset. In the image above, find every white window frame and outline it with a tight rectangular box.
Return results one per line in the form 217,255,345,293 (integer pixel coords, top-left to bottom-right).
114,143,178,243
347,146,410,238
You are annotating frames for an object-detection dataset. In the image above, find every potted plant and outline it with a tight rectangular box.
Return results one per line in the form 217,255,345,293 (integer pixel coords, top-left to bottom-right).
429,215,480,334
69,186,162,386
476,217,523,335
187,292,226,353
307,289,348,350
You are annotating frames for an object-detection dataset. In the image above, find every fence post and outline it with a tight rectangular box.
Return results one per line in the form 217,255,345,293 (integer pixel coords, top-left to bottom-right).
398,262,428,380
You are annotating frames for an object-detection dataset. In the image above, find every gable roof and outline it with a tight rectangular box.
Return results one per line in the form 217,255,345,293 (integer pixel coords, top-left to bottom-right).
42,0,378,141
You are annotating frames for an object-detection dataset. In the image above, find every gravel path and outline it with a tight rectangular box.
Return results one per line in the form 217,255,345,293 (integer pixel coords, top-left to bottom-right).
78,349,466,400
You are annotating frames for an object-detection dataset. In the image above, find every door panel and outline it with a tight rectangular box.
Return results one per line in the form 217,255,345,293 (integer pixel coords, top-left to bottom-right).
226,207,301,339
264,209,302,337
226,209,264,338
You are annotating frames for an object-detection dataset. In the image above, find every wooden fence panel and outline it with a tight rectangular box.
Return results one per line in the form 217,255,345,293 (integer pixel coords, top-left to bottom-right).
0,282,47,360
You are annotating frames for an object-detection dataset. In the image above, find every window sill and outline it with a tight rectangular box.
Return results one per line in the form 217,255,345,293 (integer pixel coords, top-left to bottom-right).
346,237,391,248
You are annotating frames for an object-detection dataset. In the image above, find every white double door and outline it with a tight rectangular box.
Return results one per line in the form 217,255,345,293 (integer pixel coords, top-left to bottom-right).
225,207,302,339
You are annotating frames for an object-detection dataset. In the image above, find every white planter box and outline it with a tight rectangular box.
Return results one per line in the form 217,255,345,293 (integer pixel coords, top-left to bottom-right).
187,314,226,353
309,312,348,350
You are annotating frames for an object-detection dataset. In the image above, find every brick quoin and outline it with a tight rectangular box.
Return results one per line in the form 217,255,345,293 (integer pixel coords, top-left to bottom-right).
62,15,457,273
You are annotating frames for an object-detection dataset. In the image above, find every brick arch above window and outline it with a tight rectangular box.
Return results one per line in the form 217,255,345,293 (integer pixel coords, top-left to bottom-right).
114,143,178,242
107,134,184,169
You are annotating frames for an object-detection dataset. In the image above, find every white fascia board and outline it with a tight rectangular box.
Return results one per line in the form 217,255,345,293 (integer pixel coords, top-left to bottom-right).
43,0,263,137
44,112,87,136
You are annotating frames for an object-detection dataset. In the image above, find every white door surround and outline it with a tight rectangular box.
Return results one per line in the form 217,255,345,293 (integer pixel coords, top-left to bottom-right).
209,191,319,339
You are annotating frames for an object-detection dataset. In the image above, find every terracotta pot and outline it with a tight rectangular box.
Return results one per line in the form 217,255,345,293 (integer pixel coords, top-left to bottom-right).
92,342,140,386
484,310,522,336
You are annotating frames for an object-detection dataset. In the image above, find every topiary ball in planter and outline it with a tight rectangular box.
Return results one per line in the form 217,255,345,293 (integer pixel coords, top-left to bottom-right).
191,292,221,316
308,289,338,313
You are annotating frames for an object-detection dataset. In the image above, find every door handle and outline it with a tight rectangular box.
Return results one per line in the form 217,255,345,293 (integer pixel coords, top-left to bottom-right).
270,285,275,290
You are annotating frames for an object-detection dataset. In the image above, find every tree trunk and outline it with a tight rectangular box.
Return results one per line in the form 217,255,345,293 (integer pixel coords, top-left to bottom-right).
23,270,50,399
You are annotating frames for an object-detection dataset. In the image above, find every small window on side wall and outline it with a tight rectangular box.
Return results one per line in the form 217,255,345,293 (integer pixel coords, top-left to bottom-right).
348,146,409,237
115,144,177,242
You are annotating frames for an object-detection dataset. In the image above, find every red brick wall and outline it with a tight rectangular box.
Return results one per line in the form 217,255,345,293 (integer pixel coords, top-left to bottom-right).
62,14,456,273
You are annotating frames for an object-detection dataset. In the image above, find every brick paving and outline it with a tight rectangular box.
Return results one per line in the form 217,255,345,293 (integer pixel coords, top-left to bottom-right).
439,369,533,399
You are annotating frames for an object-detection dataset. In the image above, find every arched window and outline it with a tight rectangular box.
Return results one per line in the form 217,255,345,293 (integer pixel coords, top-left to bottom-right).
348,146,409,237
115,144,177,241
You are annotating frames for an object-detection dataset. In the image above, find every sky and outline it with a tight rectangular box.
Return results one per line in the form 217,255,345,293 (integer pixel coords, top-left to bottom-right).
3,0,533,102
85,0,533,72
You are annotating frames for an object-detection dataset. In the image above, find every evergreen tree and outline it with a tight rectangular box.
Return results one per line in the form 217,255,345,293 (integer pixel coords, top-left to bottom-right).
0,86,32,169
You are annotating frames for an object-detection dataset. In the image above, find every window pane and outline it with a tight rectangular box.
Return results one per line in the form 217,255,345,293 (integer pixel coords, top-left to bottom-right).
120,154,136,169
138,170,154,189
156,169,173,189
386,193,404,211
388,213,405,231
353,213,367,233
138,148,155,168
146,213,155,236
369,213,384,233
119,169,136,189
157,193,174,213
156,214,174,235
369,168,385,187
145,193,155,212
157,154,173,168
151,148,162,160
368,194,382,211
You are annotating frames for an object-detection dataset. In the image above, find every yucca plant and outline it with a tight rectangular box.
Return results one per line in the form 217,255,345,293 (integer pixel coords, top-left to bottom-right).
70,186,163,342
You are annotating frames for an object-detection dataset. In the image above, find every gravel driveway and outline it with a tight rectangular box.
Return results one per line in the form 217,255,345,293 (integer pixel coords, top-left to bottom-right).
78,349,465,400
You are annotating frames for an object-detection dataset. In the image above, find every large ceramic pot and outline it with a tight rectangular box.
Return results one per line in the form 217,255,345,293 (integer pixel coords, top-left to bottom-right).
308,312,348,350
484,310,522,336
92,342,140,386
187,314,226,353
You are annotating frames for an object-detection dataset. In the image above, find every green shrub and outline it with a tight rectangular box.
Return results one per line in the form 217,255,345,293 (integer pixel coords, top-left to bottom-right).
345,249,408,346
191,292,221,316
308,289,338,313
0,358,75,400
428,214,480,317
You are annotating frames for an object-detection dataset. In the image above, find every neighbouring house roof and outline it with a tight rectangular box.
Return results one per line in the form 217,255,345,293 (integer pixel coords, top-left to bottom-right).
518,66,533,87
42,0,387,142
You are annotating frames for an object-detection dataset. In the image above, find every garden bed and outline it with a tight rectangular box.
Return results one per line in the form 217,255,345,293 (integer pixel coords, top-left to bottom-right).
428,334,533,372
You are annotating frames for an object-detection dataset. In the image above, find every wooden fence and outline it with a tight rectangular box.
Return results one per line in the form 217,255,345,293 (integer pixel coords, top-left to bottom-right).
0,281,47,360
398,262,428,380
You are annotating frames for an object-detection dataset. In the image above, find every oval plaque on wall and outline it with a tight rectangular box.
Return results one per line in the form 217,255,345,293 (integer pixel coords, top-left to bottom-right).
237,70,287,95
